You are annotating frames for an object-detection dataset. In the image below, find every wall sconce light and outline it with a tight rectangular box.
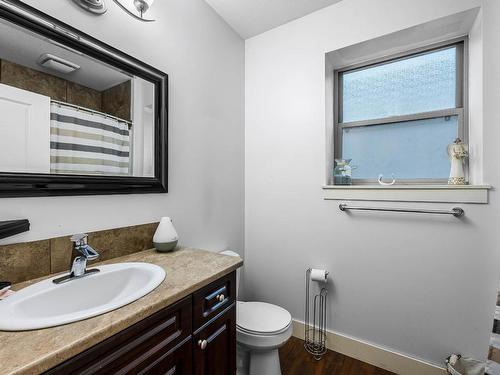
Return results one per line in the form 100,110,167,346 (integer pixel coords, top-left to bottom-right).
113,0,155,22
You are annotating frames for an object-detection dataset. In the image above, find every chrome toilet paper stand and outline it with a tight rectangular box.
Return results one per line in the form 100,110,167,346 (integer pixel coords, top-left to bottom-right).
304,268,328,360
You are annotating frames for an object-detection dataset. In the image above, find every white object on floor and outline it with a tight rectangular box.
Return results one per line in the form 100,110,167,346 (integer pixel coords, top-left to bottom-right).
0,262,165,331
220,250,293,375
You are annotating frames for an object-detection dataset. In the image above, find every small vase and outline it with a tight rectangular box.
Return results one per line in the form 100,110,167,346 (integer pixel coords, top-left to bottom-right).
333,159,355,185
153,217,179,252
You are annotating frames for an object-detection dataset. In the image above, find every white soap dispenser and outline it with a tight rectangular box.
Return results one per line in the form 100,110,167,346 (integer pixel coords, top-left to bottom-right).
153,217,179,252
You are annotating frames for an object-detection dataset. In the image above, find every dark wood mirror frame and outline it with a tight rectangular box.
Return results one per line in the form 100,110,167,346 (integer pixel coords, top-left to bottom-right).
0,0,168,197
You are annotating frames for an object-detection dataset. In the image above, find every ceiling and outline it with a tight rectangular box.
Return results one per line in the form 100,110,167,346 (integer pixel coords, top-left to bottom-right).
0,19,131,91
204,0,343,39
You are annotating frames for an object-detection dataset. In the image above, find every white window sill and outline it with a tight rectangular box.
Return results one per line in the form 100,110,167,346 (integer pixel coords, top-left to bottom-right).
322,184,491,204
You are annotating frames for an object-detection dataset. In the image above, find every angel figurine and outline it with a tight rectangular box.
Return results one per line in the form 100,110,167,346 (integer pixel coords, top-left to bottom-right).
447,138,468,185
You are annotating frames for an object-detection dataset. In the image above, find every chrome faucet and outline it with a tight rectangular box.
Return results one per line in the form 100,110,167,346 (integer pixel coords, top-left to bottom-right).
53,234,100,284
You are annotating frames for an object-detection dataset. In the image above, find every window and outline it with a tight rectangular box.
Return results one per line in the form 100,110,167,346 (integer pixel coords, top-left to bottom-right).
334,39,466,183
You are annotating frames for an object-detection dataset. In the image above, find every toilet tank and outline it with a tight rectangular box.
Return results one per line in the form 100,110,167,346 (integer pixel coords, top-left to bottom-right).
220,250,241,299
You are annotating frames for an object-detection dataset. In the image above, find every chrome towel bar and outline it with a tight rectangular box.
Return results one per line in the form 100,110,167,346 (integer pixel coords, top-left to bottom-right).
339,204,465,217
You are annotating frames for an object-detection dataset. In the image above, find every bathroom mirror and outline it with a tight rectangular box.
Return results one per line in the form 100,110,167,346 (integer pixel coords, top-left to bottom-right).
0,1,168,197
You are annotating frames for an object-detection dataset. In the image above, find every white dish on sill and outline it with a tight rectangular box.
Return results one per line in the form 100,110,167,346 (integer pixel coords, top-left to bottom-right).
0,262,166,331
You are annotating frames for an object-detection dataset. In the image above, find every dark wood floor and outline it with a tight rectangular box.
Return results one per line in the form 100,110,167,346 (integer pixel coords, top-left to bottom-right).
279,337,396,375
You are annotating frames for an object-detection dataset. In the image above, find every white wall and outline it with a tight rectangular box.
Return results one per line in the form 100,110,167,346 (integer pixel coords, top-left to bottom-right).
468,7,483,185
245,0,499,366
0,0,245,257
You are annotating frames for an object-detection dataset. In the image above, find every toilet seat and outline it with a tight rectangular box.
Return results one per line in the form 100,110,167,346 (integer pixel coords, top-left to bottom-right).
237,301,292,334
236,301,293,350
237,324,290,336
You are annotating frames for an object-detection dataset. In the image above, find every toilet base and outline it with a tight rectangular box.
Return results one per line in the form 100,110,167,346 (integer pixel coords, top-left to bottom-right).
249,348,282,375
237,345,283,375
236,344,250,375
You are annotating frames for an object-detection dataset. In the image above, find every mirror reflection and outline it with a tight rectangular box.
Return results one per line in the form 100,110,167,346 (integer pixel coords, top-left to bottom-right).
0,16,155,177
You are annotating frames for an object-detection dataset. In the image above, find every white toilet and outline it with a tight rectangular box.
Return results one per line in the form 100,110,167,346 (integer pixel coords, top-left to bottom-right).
220,251,293,375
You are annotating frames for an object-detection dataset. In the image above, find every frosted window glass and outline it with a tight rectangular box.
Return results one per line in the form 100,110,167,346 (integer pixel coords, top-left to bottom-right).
342,48,457,122
342,116,458,179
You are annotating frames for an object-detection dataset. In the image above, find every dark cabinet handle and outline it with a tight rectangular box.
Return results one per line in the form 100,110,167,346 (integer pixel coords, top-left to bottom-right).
205,286,227,303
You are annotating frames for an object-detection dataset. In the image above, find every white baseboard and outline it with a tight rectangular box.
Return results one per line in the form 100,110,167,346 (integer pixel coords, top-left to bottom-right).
292,319,447,375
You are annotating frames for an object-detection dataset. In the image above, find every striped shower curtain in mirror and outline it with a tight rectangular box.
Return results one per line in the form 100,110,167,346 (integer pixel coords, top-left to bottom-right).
50,103,130,176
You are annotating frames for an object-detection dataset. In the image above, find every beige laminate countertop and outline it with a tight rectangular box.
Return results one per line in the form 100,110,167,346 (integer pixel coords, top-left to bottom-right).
0,247,243,375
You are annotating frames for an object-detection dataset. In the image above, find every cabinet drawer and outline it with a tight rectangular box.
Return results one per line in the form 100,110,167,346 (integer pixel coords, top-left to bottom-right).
45,296,192,375
193,304,236,375
193,271,236,330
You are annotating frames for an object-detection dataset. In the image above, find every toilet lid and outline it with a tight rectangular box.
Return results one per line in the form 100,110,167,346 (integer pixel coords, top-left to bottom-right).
237,301,292,334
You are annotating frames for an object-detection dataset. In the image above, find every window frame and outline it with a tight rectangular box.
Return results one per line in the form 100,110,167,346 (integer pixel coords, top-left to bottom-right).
333,37,468,184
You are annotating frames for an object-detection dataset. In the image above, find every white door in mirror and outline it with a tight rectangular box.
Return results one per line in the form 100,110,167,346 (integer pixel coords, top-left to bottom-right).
0,262,165,331
0,84,50,174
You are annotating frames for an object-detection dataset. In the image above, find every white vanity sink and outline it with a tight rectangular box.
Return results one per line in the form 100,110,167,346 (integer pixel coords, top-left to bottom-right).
0,262,166,331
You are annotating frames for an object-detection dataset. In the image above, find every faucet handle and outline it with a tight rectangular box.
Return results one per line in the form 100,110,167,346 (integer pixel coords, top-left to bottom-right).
70,233,88,246
70,233,99,260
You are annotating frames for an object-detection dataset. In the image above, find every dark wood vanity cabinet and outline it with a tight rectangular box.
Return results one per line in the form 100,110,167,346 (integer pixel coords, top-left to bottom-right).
193,306,236,375
45,271,237,375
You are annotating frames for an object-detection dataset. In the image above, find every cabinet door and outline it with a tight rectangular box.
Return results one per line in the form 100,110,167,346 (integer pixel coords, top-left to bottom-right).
193,305,236,375
139,339,192,375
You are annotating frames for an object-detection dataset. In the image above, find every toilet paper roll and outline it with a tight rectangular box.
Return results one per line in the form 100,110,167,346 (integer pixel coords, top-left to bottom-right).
310,269,328,282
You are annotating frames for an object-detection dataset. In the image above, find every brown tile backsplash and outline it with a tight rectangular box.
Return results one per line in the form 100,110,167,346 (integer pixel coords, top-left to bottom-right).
102,80,132,121
49,236,73,275
66,81,102,112
1,222,158,283
0,240,51,284
0,59,130,119
1,60,67,101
